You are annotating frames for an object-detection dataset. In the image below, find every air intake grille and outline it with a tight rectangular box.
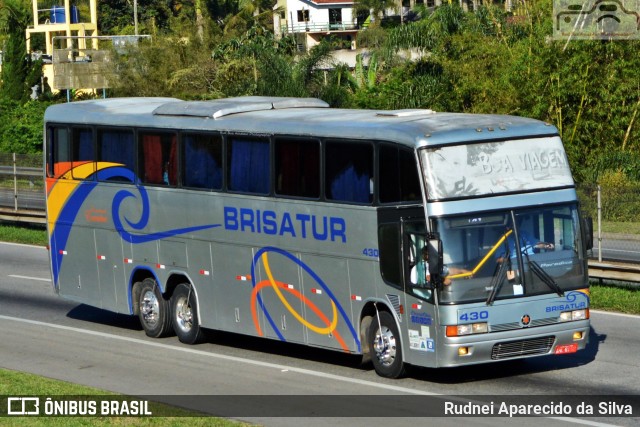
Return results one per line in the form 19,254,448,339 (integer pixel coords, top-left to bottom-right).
491,336,555,360
386,294,402,322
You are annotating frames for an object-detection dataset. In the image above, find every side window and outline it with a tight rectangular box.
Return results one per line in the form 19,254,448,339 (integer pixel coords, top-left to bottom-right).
379,145,421,203
71,127,94,180
275,138,320,198
378,224,402,288
183,133,223,190
326,141,373,204
97,129,135,182
139,131,178,186
47,126,69,178
228,136,270,194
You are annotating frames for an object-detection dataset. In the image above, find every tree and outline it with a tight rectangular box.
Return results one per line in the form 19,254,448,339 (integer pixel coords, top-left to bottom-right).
0,0,38,102
352,0,397,23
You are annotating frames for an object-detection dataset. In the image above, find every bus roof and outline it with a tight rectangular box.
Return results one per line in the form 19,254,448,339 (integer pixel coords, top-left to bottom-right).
44,97,558,148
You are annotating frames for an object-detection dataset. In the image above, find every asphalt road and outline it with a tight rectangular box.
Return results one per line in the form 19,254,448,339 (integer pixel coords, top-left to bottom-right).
0,242,639,426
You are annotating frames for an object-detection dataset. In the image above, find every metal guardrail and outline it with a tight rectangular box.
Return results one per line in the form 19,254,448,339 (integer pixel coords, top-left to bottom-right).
0,206,46,224
587,260,640,284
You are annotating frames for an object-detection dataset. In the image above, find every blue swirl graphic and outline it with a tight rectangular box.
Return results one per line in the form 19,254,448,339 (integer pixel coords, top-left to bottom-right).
111,185,220,244
51,166,220,285
565,290,590,304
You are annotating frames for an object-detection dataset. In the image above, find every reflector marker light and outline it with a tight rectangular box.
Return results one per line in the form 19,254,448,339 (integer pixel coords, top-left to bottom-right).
311,288,323,295
199,270,210,276
351,295,362,301
124,258,133,264
97,255,106,260
59,250,67,255
412,303,422,309
156,264,166,270
236,275,252,281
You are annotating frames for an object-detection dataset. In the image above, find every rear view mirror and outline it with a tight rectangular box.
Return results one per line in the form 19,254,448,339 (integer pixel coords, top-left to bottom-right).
582,216,593,251
427,237,443,287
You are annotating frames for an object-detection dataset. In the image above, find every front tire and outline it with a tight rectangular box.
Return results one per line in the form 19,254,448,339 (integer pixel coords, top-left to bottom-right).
138,278,172,338
171,283,204,344
368,311,405,378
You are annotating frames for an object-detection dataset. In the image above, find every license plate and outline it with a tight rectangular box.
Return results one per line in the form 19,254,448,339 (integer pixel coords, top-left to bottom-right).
554,343,578,354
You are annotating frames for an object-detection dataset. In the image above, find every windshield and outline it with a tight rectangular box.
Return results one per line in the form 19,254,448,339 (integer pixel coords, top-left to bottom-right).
434,204,587,304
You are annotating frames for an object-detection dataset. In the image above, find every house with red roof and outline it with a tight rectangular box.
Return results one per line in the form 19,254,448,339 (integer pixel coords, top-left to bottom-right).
273,0,361,50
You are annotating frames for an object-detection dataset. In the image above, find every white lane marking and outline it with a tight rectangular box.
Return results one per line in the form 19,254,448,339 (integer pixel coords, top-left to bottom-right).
0,314,623,426
590,309,640,319
0,242,47,249
9,275,51,282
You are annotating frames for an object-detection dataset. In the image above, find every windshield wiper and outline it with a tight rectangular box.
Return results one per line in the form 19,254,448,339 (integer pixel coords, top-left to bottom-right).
486,257,509,306
523,254,564,297
486,238,513,306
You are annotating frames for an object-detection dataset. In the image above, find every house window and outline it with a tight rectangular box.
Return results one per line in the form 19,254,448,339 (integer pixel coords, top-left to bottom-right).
297,10,309,22
329,8,342,25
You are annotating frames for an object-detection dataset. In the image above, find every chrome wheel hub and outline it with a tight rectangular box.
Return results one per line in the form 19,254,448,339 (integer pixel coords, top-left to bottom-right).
373,326,397,366
175,296,193,332
140,290,159,326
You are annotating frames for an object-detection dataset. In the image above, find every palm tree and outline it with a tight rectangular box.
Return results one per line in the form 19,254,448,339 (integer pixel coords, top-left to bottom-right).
352,0,398,24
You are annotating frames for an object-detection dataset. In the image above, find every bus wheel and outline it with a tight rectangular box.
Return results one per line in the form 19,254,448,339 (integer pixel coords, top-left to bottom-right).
171,283,204,344
368,311,405,378
138,278,171,338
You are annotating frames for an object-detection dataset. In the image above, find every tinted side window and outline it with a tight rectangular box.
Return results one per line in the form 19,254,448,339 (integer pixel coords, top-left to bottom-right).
97,129,135,182
139,131,178,186
326,141,373,204
71,128,94,180
228,137,270,194
47,126,69,178
183,133,223,190
379,145,421,203
275,138,320,198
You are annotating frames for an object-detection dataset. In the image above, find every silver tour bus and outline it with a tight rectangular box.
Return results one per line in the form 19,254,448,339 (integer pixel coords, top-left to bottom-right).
44,97,592,378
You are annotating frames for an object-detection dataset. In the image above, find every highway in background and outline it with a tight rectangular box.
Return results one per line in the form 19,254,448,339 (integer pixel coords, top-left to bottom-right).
0,242,638,426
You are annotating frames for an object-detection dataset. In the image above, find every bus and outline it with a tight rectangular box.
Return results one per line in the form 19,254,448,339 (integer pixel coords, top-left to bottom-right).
44,96,592,378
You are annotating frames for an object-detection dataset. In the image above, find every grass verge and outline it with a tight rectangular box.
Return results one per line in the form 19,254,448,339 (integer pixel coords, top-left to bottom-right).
0,369,248,426
600,221,640,235
589,282,640,314
0,223,47,246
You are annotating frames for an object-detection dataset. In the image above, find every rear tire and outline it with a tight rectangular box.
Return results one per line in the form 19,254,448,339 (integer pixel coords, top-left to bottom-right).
138,278,172,338
368,311,406,378
171,283,204,344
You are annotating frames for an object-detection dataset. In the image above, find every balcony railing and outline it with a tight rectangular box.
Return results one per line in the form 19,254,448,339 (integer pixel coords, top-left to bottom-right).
282,22,361,34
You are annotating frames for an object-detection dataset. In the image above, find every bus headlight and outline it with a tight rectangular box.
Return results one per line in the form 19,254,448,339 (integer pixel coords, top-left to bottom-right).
446,323,488,337
559,309,589,322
